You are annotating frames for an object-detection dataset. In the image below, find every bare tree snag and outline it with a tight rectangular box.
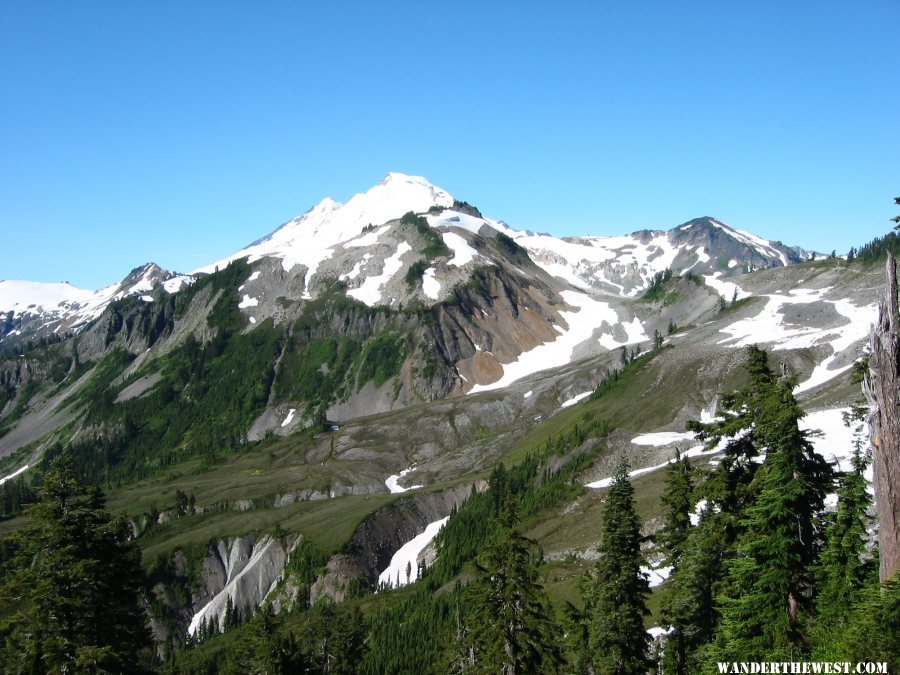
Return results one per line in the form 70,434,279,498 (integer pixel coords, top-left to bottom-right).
865,252,900,582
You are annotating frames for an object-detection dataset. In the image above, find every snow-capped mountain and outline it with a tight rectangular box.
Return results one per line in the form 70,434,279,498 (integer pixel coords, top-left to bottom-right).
0,263,189,346
0,173,835,361
509,216,811,296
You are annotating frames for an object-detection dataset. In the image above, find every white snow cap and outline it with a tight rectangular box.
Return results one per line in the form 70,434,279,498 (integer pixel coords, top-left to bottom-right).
193,173,455,280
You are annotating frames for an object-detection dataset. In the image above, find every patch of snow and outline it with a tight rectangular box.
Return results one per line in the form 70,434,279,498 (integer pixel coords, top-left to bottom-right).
238,294,259,309
247,271,261,282
0,464,29,486
718,288,831,349
586,444,720,489
690,498,709,526
523,390,533,399
347,242,411,306
442,232,480,267
728,259,739,268
340,260,366,282
703,272,750,302
648,626,674,639
631,431,696,446
597,317,649,350
700,399,719,423
139,295,153,302
425,210,491,235
422,267,440,299
468,290,620,393
642,565,673,588
281,408,296,428
162,275,193,293
561,391,591,408
385,466,423,494
795,298,879,393
708,219,788,265
378,516,450,589
249,317,256,324
801,408,857,470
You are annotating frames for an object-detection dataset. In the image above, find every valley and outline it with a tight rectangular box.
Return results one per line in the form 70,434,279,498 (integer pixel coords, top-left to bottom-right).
0,173,895,670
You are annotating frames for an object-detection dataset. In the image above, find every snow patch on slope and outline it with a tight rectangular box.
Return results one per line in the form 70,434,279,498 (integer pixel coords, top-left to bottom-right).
468,291,619,393
347,242,411,306
385,466,423,494
378,517,449,589
0,465,29,486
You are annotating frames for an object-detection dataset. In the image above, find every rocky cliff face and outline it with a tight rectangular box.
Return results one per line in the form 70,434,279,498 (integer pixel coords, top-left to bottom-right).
187,534,297,635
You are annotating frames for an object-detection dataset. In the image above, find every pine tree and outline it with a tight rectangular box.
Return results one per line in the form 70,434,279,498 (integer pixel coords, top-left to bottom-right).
657,449,694,566
656,450,699,674
661,509,727,674
706,375,833,663
229,603,306,674
0,453,152,673
465,500,563,674
304,602,365,674
584,455,651,675
813,411,875,653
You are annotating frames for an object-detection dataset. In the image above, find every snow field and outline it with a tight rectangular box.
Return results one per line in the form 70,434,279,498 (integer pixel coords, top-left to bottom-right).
422,268,441,299
560,391,591,408
0,464,29,486
631,431,696,446
441,231,480,268
468,290,645,394
385,466,423,494
378,516,450,589
281,408,296,428
702,272,750,302
347,242,412,306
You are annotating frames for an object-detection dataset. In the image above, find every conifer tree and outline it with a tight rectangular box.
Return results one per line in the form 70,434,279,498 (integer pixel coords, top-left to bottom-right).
661,509,727,674
0,453,152,673
465,499,563,674
657,449,694,566
706,374,832,663
229,603,305,674
813,414,875,653
656,450,701,674
584,455,650,675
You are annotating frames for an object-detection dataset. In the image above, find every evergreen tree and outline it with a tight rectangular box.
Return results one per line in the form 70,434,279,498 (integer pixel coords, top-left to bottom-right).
229,603,306,674
465,500,563,674
706,374,832,664
661,509,727,674
584,455,651,675
657,449,694,566
823,576,900,669
0,453,152,673
813,410,875,653
656,450,699,674
304,602,365,674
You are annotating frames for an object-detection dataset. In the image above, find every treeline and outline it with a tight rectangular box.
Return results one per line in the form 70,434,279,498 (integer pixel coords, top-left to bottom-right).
847,230,900,265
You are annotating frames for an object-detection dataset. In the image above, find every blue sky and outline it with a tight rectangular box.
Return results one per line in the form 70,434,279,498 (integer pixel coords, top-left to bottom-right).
2,1,898,289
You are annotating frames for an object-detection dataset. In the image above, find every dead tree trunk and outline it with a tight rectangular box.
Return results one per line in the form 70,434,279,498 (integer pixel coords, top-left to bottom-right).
864,252,900,582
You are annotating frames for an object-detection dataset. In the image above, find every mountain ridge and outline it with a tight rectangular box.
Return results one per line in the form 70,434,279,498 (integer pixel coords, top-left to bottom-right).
1,173,814,349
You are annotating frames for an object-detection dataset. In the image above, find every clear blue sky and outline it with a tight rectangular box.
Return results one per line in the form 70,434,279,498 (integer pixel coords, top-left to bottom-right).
2,1,898,289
